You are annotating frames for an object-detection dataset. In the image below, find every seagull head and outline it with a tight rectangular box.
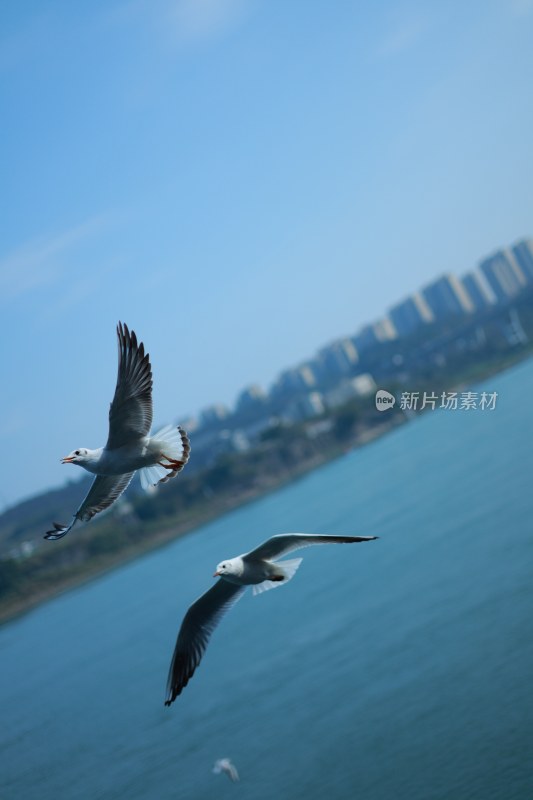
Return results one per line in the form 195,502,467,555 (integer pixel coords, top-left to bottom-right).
61,448,90,465
213,557,242,578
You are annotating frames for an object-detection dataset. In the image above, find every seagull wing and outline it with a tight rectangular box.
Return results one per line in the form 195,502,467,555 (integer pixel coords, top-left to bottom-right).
243,533,378,562
106,322,153,449
75,472,135,522
165,579,246,705
44,473,134,540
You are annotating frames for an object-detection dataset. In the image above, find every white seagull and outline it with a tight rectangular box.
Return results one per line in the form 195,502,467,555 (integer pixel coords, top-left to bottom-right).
164,533,378,704
213,758,240,783
45,322,191,541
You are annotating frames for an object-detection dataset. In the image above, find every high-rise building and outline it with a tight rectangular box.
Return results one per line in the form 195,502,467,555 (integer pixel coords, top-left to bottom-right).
318,338,359,379
199,404,230,428
479,248,527,303
421,274,474,320
236,384,267,412
352,317,397,352
283,391,326,422
270,364,318,398
325,374,376,408
388,292,434,337
511,239,533,282
460,271,495,311
373,317,398,342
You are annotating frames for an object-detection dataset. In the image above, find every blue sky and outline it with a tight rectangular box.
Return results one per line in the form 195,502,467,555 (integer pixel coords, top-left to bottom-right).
1,0,532,509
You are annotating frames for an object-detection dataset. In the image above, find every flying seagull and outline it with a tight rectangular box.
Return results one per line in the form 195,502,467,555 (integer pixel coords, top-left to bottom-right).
165,533,378,704
45,322,191,541
213,758,240,783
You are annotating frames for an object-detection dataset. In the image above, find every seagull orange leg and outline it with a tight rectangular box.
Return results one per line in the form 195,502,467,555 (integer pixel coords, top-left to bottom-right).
158,455,186,472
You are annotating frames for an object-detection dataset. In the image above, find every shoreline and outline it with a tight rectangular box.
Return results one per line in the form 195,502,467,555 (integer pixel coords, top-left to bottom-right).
0,419,400,625
1,349,530,626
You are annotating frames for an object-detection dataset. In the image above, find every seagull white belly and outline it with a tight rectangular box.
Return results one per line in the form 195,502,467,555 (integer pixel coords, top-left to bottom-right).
238,560,284,585
93,441,159,475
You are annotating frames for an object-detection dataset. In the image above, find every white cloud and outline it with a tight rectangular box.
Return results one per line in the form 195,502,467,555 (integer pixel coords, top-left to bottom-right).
0,215,112,303
39,273,100,320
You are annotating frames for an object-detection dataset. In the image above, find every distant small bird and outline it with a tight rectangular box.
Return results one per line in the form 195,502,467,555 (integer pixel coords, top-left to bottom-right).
164,533,378,704
45,322,191,541
213,758,240,783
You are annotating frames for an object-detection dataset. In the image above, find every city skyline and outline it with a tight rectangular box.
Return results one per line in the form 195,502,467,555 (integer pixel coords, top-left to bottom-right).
3,231,532,516
194,235,531,421
1,1,533,508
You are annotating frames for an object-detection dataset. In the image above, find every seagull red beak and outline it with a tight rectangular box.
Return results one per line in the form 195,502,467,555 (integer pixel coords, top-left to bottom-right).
213,571,220,577
61,456,75,464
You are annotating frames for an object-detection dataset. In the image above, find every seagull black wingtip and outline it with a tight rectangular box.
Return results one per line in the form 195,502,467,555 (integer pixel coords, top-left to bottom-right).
44,521,69,540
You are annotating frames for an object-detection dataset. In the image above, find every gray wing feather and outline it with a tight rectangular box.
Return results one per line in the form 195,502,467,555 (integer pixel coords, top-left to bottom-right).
106,322,153,449
165,580,246,705
44,472,134,539
76,472,135,522
244,533,378,562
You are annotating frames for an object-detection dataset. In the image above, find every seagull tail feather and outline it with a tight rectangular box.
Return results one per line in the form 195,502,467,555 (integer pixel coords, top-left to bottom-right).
153,424,191,460
139,425,191,489
139,464,168,490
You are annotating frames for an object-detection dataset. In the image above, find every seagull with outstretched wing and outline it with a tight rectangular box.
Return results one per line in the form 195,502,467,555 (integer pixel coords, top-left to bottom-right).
165,533,378,704
45,322,190,541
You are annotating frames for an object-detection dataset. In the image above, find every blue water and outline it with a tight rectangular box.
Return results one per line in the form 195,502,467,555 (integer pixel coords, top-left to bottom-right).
1,360,533,800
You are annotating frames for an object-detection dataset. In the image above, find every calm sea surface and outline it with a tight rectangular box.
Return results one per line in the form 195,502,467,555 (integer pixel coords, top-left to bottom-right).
1,360,533,800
